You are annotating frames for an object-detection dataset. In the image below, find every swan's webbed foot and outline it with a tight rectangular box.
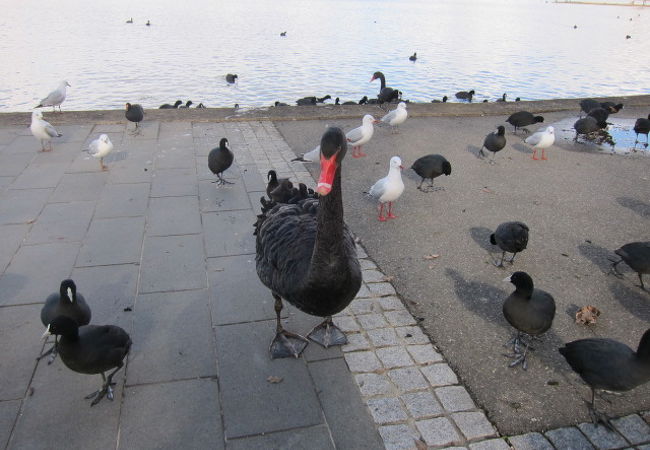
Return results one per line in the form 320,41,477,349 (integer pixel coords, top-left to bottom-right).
308,317,347,348
270,329,308,359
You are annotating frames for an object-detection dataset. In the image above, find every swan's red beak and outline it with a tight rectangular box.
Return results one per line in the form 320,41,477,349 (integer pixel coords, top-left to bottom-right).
317,152,338,196
369,76,376,82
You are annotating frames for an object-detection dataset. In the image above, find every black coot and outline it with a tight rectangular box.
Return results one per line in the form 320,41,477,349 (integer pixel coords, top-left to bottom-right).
611,241,650,290
503,272,556,369
633,114,650,145
410,154,451,192
125,103,144,131
159,100,182,109
226,74,238,83
208,138,234,185
479,126,506,161
44,316,131,406
455,89,475,102
574,116,599,140
490,222,529,267
559,329,650,428
506,111,544,134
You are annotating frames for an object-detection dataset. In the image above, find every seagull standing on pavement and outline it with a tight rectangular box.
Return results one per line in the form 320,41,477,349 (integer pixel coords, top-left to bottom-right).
524,126,555,160
368,156,405,221
30,111,62,152
347,114,378,158
36,81,70,112
380,102,408,134
86,134,114,170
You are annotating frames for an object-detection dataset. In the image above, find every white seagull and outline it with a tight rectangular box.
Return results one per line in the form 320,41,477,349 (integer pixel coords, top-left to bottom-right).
86,134,114,170
30,111,62,152
524,126,555,160
347,114,378,158
380,102,408,133
36,81,71,112
368,156,405,221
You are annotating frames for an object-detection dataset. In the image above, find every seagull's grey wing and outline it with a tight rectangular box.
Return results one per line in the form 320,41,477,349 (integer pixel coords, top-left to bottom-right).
381,110,397,123
43,122,61,137
524,132,542,146
302,145,320,162
87,140,99,156
40,89,65,106
346,126,363,143
368,177,386,198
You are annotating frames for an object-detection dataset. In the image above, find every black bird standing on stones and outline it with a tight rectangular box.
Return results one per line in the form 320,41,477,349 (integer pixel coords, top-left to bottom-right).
490,222,529,267
125,103,144,132
574,116,599,140
255,127,361,358
43,316,131,406
410,154,451,192
559,329,650,429
39,279,91,364
479,126,506,161
611,241,650,290
159,100,182,109
208,138,234,185
370,71,399,108
633,114,650,145
503,272,556,370
506,111,544,134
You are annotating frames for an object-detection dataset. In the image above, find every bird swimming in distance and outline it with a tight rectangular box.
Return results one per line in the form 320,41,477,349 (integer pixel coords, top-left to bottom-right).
146,20,151,26
43,316,131,406
479,125,506,162
490,221,529,267
159,100,182,109
431,96,448,103
455,89,475,102
506,111,544,134
31,111,62,152
410,154,451,192
368,156,405,221
358,95,369,105
125,103,144,133
380,102,408,134
496,93,507,102
634,114,650,145
86,134,114,170
524,126,555,160
255,127,361,357
226,74,238,84
196,102,206,108
36,81,70,112
409,52,417,61
559,329,650,428
296,97,317,106
611,241,650,290
126,18,133,23
503,272,555,370
39,279,91,364
274,101,288,107
208,138,234,186
179,100,193,108
280,31,287,36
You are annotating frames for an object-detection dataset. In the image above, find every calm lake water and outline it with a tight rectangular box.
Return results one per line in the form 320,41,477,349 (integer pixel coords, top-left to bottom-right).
1,0,649,111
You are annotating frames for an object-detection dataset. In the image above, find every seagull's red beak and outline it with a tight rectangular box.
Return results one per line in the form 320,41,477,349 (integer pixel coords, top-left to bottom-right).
317,151,339,196
399,165,404,170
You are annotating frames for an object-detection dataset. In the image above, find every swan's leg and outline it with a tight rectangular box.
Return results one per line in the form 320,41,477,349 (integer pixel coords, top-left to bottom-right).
307,316,347,348
269,293,308,359
378,203,386,221
387,202,397,219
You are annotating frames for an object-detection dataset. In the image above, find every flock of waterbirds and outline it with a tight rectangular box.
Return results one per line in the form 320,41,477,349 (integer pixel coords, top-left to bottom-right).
26,67,650,427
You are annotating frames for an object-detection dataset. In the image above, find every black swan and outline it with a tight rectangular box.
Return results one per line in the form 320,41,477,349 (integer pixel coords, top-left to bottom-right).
370,72,399,107
255,127,361,358
611,241,650,290
479,125,506,161
208,138,234,185
506,111,544,134
44,316,131,406
490,221,529,267
634,114,650,144
159,100,182,109
125,103,144,131
559,328,650,428
409,52,417,61
496,93,507,102
503,272,556,369
39,279,91,364
455,89,475,102
410,154,451,192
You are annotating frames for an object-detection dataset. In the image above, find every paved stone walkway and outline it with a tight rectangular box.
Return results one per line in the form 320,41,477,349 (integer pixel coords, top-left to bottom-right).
0,116,648,450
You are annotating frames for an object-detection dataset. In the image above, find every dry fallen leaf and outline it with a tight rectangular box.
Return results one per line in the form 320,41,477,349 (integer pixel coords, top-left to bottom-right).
382,275,395,282
267,376,283,384
423,254,439,260
575,305,601,325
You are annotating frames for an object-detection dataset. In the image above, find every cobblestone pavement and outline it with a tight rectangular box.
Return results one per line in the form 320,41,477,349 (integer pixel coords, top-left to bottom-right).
0,116,648,449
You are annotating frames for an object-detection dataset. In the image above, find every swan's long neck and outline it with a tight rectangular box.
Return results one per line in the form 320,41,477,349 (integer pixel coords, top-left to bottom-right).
312,168,345,271
378,74,386,90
